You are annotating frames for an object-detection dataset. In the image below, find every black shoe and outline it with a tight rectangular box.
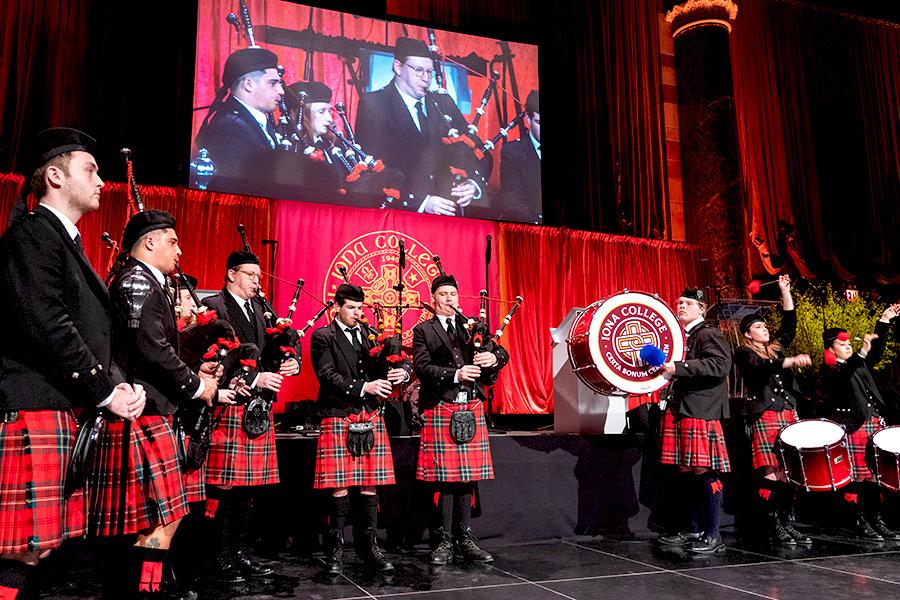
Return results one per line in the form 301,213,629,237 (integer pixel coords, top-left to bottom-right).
453,528,493,562
854,517,884,542
233,548,274,577
324,529,344,575
359,527,394,572
687,534,725,554
211,552,247,584
868,517,900,541
769,512,797,547
781,520,813,546
655,531,702,547
430,530,453,566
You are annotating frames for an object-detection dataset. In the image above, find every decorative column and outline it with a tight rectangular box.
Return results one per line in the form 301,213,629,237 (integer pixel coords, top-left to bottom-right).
666,0,748,300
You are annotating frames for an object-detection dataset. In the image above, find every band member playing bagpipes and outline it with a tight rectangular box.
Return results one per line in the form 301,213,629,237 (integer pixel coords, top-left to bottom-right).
276,80,404,206
354,37,486,216
0,129,146,599
194,47,284,196
412,273,511,566
309,284,412,575
199,248,300,581
89,210,220,598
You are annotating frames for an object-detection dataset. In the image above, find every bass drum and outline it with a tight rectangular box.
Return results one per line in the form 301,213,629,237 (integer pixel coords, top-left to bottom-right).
566,290,685,396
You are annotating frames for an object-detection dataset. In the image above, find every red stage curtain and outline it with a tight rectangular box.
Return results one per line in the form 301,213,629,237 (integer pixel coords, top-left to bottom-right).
0,174,274,289
732,0,900,284
496,223,704,414
0,0,89,172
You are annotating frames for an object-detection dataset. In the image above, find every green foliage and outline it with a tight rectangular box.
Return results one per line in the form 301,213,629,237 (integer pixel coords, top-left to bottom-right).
767,282,898,372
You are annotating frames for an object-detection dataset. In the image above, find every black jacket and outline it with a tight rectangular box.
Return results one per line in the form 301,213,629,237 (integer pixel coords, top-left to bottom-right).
0,206,120,410
201,291,267,354
734,309,804,417
824,319,893,433
669,321,732,421
412,315,509,410
355,83,484,203
310,319,412,418
195,96,277,196
499,136,542,224
109,258,201,415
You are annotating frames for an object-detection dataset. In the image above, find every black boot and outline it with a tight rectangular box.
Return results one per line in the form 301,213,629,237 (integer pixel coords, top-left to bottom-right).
230,492,274,577
854,516,884,542
655,531,702,546
430,528,454,565
453,527,493,562
324,528,344,575
868,515,900,541
359,527,394,571
768,510,796,547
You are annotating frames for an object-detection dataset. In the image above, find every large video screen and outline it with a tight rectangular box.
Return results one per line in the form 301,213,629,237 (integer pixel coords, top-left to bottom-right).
190,1,541,224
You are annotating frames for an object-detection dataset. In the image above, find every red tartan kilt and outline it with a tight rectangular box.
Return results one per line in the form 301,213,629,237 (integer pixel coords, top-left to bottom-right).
205,404,279,487
86,415,189,537
0,410,85,553
417,401,494,483
313,413,395,489
750,409,799,470
848,416,882,482
659,409,731,472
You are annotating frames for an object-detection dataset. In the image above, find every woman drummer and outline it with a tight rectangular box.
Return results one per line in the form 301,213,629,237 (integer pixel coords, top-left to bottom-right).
822,302,900,541
734,274,812,547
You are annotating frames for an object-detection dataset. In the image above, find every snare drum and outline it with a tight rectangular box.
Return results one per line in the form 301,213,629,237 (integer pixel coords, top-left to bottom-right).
778,419,852,491
566,291,685,396
871,426,900,493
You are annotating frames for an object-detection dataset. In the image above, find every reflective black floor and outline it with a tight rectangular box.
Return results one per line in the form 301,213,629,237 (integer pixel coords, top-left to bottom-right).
40,525,900,599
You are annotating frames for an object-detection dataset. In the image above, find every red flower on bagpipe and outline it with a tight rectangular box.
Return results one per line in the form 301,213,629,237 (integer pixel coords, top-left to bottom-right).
386,353,409,364
240,359,257,369
202,344,219,361
372,160,385,172
217,338,240,351
346,171,361,183
369,345,384,357
197,309,218,325
474,149,485,160
382,188,401,199
449,166,468,179
338,188,347,195
265,327,281,336
177,317,191,332
280,346,297,356
309,149,325,162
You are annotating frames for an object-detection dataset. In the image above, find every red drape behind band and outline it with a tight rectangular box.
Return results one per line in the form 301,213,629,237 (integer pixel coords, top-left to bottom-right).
0,173,702,415
0,173,275,289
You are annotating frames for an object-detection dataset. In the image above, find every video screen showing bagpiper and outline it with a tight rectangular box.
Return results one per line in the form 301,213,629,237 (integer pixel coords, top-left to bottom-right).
190,0,542,224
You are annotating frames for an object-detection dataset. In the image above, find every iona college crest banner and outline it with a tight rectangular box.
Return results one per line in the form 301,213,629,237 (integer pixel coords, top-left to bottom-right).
271,201,499,406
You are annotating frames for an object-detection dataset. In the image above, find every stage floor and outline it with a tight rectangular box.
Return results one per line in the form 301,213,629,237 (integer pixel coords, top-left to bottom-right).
39,526,900,599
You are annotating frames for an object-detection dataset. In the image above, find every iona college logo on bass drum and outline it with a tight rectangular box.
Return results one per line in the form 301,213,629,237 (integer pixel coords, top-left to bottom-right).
323,231,439,346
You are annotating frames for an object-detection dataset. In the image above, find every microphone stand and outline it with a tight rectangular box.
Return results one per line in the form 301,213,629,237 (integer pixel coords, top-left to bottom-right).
484,235,497,430
262,239,278,299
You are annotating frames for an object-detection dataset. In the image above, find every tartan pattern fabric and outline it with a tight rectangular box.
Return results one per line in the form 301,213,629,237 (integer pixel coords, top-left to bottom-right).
750,409,799,470
0,410,85,553
659,409,731,472
848,415,882,482
180,428,206,504
205,403,279,487
313,413,395,489
86,415,189,537
416,400,494,482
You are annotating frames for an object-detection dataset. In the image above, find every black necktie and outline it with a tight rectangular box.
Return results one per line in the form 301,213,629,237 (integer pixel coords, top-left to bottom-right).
416,100,428,138
73,234,84,254
265,115,278,148
446,319,455,337
349,327,361,351
244,301,255,323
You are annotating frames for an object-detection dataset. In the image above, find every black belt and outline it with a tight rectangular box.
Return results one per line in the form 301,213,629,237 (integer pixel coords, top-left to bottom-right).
1,411,19,424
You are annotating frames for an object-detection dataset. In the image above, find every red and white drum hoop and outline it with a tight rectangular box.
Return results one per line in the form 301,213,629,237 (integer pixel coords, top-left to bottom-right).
567,290,685,396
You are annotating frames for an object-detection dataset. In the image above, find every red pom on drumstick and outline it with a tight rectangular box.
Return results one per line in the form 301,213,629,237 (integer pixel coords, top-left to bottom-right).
748,280,762,295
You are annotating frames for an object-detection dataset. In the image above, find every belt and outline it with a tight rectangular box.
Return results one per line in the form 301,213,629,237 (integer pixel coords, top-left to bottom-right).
1,411,19,424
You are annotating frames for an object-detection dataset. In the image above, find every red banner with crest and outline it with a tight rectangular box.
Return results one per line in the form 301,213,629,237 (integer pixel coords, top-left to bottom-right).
270,200,499,409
